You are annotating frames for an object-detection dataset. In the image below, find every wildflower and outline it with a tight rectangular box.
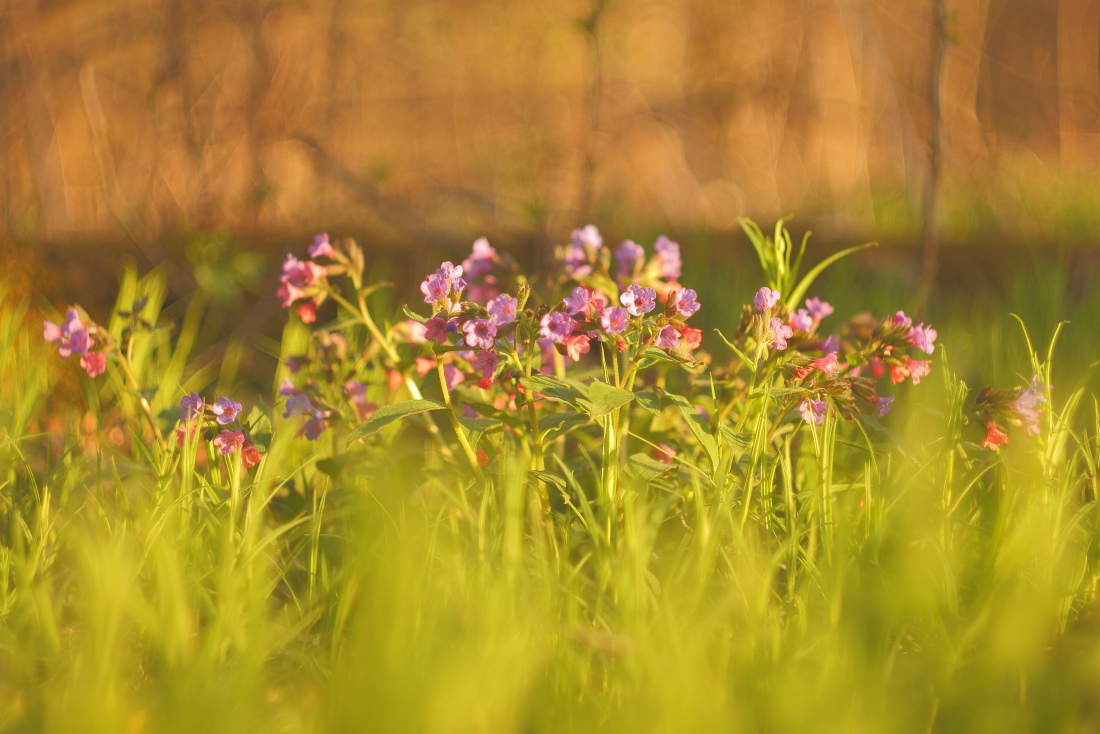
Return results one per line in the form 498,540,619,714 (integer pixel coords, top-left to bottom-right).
461,404,480,419
615,239,644,279
821,334,840,353
387,370,404,390
471,350,499,381
982,422,1010,451
1010,378,1047,435
805,297,834,322
487,294,518,326
600,306,630,335
799,399,827,425
442,364,465,392
278,255,326,307
754,287,780,312
44,308,93,358
424,316,449,343
279,378,313,418
889,310,913,329
345,380,377,421
296,301,317,324
434,261,466,289
769,317,793,350
175,424,197,447
79,351,106,377
652,443,676,464
653,236,682,279
681,327,702,350
420,273,451,304
309,233,335,258
415,357,436,376
180,392,204,420
908,359,932,385
477,448,490,466
540,311,578,343
211,396,243,425
871,395,894,418
564,334,591,362
572,224,603,251
620,285,657,316
670,288,701,318
655,325,681,350
299,410,329,441
909,324,938,355
405,319,428,343
213,430,246,455
462,319,498,350
461,237,497,280
241,443,263,467
810,352,840,376
790,309,814,332
563,287,599,317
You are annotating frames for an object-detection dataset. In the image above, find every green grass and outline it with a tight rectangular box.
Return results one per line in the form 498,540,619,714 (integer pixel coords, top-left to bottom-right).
2,240,1100,734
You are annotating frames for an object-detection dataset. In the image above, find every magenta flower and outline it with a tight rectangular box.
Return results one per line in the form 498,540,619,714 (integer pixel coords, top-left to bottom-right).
298,410,329,441
563,287,605,317
211,396,243,425
462,319,498,350
769,318,793,350
540,311,578,343
799,399,827,425
44,308,93,358
213,430,246,455
653,236,682,279
805,297,834,321
279,378,313,418
811,352,840,376
754,287,780,312
615,239,644,279
909,324,937,355
871,395,894,418
564,334,591,362
790,309,814,332
460,404,479,419
908,359,932,385
562,245,591,278
434,261,466,291
655,325,681,349
620,285,657,317
600,306,630,335
670,288,700,318
180,391,204,420
890,311,913,329
486,294,518,326
821,334,840,353
571,225,603,250
471,350,499,379
80,352,106,378
461,237,497,280
309,233,335,258
424,316,449,343
442,364,465,392
420,273,451,305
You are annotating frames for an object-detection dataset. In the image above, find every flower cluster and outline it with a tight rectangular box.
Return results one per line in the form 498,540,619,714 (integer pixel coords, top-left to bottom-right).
177,391,262,466
969,376,1048,451
278,233,337,323
43,306,107,377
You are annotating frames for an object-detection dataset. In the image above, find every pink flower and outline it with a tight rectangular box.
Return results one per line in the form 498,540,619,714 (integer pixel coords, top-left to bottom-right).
180,392,204,420
44,308,93,358
471,350,499,380
241,443,263,467
540,311,578,343
909,324,937,355
871,395,894,418
279,254,326,307
754,287,780,312
214,430,245,455
309,233,335,258
620,285,656,316
424,317,449,343
908,359,932,385
296,301,317,323
982,423,1009,451
279,378,313,418
1010,380,1045,435
80,351,106,377
653,235,682,279
461,237,497,280
810,352,840,376
681,327,702,350
571,224,603,250
670,288,700,318
600,306,630,335
460,404,479,419
420,273,450,304
299,410,330,441
889,363,910,384
615,239,644,279
655,325,681,349
652,443,676,464
805,297,833,321
563,287,604,317
211,396,243,425
345,380,377,421
799,399,827,425
890,311,913,330
442,364,465,392
405,319,428,343
790,309,814,332
769,317,793,350
487,294,518,326
564,334,591,362
462,319,497,350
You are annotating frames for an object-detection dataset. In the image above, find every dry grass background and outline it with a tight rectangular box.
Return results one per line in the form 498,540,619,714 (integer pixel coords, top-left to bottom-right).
3,0,1099,253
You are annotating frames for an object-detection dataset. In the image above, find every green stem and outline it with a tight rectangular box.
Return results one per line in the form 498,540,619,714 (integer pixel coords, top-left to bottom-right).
437,359,484,480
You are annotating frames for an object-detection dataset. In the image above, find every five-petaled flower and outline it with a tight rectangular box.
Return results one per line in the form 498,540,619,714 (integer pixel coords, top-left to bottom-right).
799,399,827,425
211,396,243,425
620,285,656,317
754,287,780,312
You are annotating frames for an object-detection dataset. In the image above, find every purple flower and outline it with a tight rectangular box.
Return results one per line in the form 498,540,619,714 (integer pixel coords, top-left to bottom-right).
486,294,517,326
309,233,335,258
653,236,682,279
460,404,479,419
461,237,497,280
213,430,245,455
434,261,465,288
540,311,578,343
180,392,204,420
299,410,329,441
799,399,827,425
211,396,243,425
278,254,326,307
345,380,371,410
620,285,657,317
909,324,938,355
600,307,630,335
655,325,681,349
420,273,450,305
563,287,605,317
670,288,700,318
571,225,603,250
462,319,498,350
471,350,499,379
790,309,814,332
442,364,465,392
805,297,834,321
615,239,644,279
769,317,793,350
279,378,313,418
754,287,780,312
890,311,913,330
562,245,591,278
872,395,894,418
1011,379,1046,435
44,308,93,358
821,334,840,353
424,316,449,343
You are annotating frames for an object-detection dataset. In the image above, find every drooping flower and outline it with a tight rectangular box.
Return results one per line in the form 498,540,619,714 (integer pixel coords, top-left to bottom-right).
821,334,840,354
213,430,246,455
424,317,449,343
769,317,793,350
180,392,204,420
805,297,834,322
211,396,243,425
564,334,591,362
309,233,335,258
681,327,702,350
241,443,263,468
299,410,330,441
889,311,913,330
810,352,840,376
653,236,682,279
982,422,1010,451
540,311,578,343
871,395,894,418
670,288,701,318
296,301,317,324
754,287,780,312
279,378,313,418
909,324,938,355
462,319,498,350
799,399,827,425
790,309,814,332
486,294,518,326
655,325,681,350
615,239,644,279
80,351,106,378
278,254,326,307
600,306,630,335
461,237,497,280
620,285,657,316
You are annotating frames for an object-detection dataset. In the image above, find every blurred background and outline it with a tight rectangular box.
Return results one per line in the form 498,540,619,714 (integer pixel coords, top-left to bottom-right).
3,0,1100,340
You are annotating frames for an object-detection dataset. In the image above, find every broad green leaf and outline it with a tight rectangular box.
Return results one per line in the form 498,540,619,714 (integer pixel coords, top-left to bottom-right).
521,375,585,407
668,393,720,468
538,412,589,442
529,470,568,491
457,416,499,447
346,399,445,445
624,453,674,485
635,389,662,416
588,380,634,419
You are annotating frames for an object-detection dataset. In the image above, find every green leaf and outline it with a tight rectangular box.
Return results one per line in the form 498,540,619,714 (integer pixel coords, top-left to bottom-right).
345,399,446,445
538,412,589,442
457,416,499,447
713,329,755,372
402,305,427,323
588,380,634,419
624,453,674,485
668,394,720,468
528,470,568,491
785,241,877,311
718,426,751,458
520,375,585,407
666,348,702,367
635,389,662,416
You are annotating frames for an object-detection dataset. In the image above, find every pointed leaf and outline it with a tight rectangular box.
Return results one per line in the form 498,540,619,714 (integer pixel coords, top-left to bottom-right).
667,393,720,468
635,389,662,416
346,399,446,445
521,375,584,407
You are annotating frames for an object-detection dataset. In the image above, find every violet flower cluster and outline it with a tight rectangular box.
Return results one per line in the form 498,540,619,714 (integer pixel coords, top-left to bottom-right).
43,307,107,377
177,391,263,466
